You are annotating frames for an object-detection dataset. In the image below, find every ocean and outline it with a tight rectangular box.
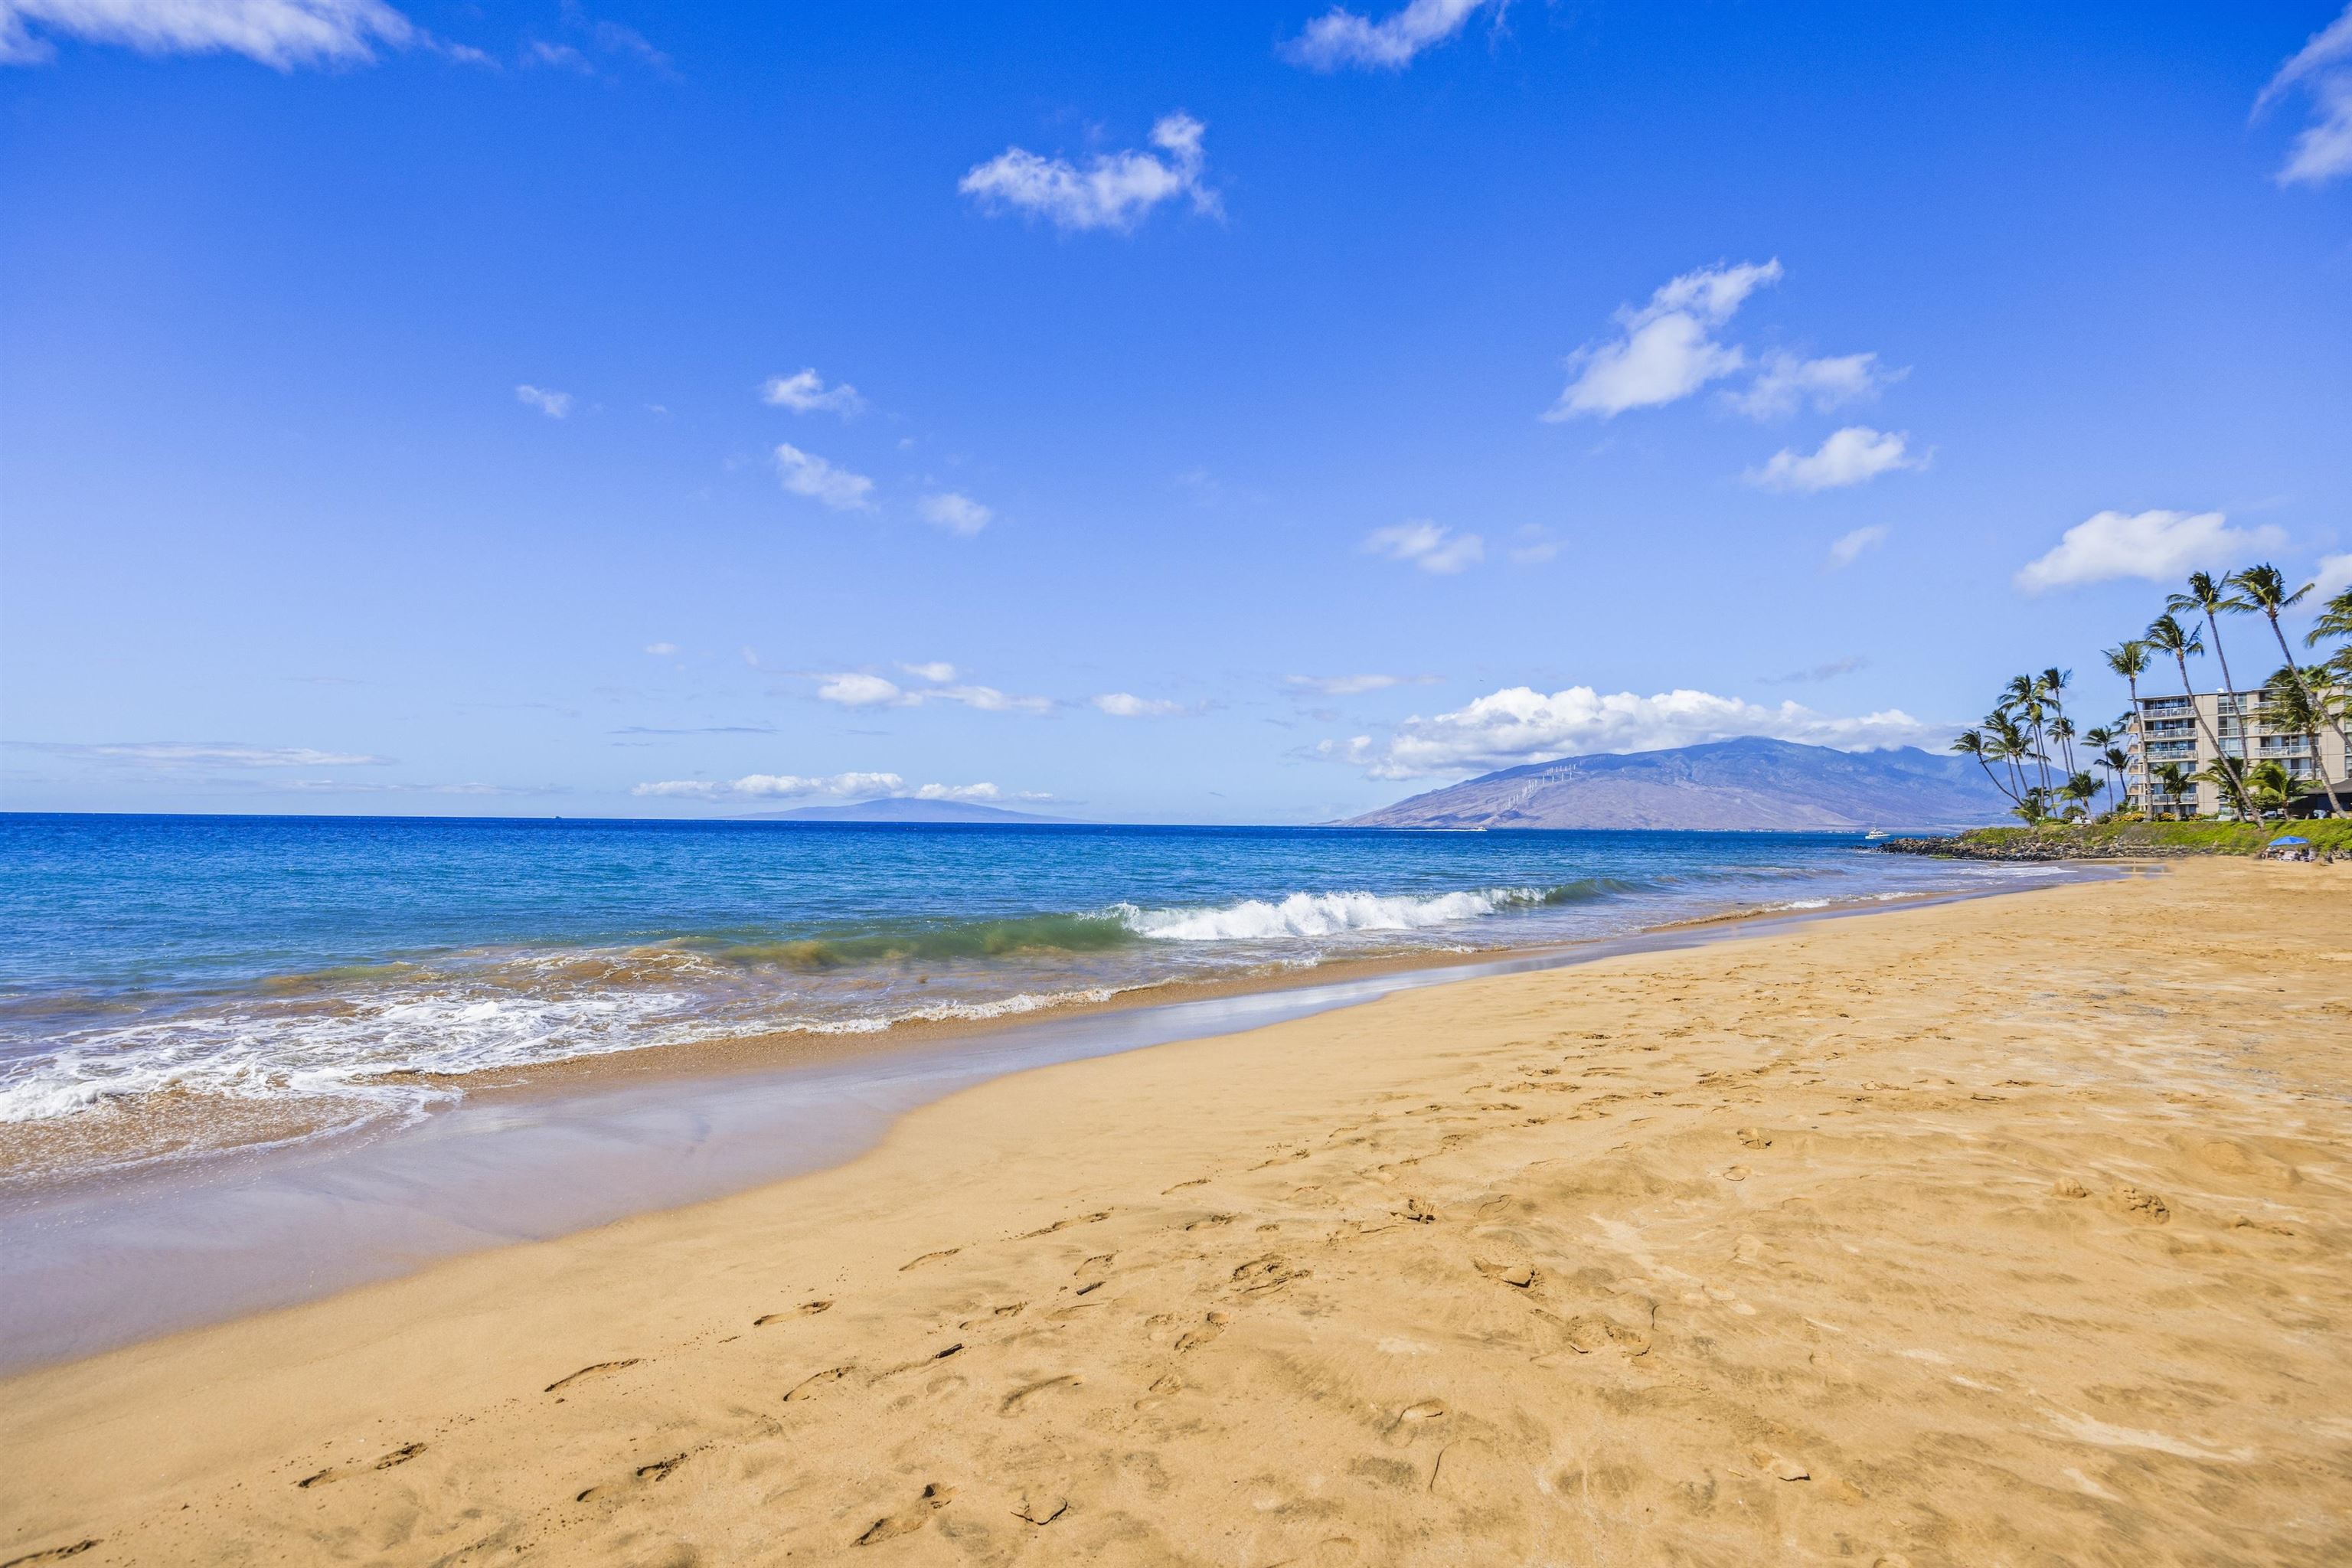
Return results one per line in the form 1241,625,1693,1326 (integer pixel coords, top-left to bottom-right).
0,814,2063,1181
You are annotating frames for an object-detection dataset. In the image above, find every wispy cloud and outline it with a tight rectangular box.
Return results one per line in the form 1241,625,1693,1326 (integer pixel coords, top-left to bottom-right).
1825,524,1889,567
1746,426,1922,492
1546,260,1781,420
1364,520,1484,573
1728,351,1904,420
1092,692,1195,717
1285,674,1438,697
1321,684,1939,779
1507,524,1560,564
515,384,573,418
774,443,874,511
1283,0,1498,71
899,661,956,683
959,112,1218,233
20,740,394,768
1758,655,1867,686
2256,4,2352,187
0,0,420,68
643,642,678,655
760,368,864,416
918,492,992,535
2014,508,2287,594
813,671,1054,714
631,771,1030,804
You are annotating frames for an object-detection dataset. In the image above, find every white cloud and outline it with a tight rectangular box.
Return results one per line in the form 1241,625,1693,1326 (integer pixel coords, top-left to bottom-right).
813,671,1054,714
760,368,864,416
48,740,393,767
1325,684,1940,779
1093,692,1192,717
2314,552,2352,597
643,642,678,655
522,38,586,70
1285,673,1436,697
1283,0,1494,70
1506,525,1560,565
1364,520,1484,573
2013,508,2288,594
630,772,1021,805
959,112,1218,233
1746,426,1922,492
1826,524,1889,567
919,492,992,535
0,0,416,67
899,661,956,683
1729,350,1903,420
2256,4,2352,187
815,673,903,707
1545,260,1781,420
632,771,905,802
773,443,874,511
514,384,572,419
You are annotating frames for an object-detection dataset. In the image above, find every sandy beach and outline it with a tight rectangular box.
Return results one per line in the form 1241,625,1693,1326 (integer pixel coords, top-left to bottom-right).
3,858,2347,1566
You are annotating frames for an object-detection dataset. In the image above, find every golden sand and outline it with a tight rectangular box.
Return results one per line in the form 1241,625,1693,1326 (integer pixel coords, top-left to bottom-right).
2,859,2347,1565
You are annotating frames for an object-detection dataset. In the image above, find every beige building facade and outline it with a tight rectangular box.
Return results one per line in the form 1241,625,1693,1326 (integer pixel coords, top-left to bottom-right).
2128,688,2349,818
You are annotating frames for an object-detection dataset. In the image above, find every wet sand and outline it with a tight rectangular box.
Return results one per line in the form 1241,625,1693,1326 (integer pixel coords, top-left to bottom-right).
2,859,2347,1564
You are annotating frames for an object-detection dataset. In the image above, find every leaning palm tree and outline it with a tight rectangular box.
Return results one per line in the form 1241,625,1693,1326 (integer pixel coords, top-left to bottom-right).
2145,612,2257,820
2167,571,2253,799
2102,640,2153,812
2308,586,2352,649
2001,673,2053,797
2048,713,2076,778
1986,710,2040,808
2233,564,2347,818
1952,728,2024,812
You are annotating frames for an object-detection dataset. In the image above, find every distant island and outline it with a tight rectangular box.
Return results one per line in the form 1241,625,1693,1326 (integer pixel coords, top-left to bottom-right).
739,798,1077,825
1343,736,2013,832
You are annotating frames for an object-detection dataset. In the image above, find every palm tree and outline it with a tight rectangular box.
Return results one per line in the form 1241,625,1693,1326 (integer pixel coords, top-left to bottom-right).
2102,641,2152,812
2101,745,2132,813
2040,668,2076,773
1986,710,2041,812
2233,564,2347,818
2262,665,2334,818
2308,586,2352,648
2060,770,2099,819
2243,760,2293,818
1951,728,2024,812
2152,761,2193,820
2167,571,2253,800
2001,673,2053,798
2145,612,2258,820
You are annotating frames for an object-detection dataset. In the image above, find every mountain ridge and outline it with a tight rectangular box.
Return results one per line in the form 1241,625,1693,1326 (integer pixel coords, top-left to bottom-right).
1342,736,2009,832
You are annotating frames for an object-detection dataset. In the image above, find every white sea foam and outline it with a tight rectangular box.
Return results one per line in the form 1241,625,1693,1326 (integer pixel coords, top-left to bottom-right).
1115,887,1540,942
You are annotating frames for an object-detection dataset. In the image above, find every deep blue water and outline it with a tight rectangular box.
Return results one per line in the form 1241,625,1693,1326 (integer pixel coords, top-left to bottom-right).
0,814,2063,1145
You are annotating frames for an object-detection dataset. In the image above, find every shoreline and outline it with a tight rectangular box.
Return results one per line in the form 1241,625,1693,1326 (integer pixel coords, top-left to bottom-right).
0,876,2098,1377
0,877,2061,1198
4,857,2344,1564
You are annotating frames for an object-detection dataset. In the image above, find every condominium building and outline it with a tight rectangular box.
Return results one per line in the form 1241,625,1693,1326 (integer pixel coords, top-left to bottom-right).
2126,688,2349,818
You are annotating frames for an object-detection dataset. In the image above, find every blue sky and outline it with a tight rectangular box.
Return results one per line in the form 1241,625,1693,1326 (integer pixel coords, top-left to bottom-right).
5,1,2350,822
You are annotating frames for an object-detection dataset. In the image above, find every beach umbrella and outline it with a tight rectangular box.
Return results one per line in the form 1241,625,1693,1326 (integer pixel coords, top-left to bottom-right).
2270,835,2309,845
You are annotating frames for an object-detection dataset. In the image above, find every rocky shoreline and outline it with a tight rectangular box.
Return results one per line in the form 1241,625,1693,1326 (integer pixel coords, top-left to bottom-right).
1873,835,2190,862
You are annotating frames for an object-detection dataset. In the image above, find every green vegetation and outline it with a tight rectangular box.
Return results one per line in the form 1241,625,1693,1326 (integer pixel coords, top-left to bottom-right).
1946,819,2352,857
1951,563,2352,827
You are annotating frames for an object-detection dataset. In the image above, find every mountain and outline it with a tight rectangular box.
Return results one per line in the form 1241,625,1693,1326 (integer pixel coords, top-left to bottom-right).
1341,737,2010,832
739,798,1076,825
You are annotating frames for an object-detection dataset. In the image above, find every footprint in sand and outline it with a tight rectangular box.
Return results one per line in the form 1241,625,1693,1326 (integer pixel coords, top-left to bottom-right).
900,1249,959,1271
578,1452,689,1501
544,1360,640,1395
296,1442,427,1488
1019,1212,1110,1238
1230,1255,1306,1294
2053,1178,2090,1199
1176,1310,1232,1351
1000,1374,1082,1414
1397,1197,1439,1223
1014,1491,1070,1525
786,1365,855,1401
754,1300,835,1326
1736,1128,1772,1148
1473,1259,1535,1289
1163,1178,1210,1194
854,1482,955,1546
959,1302,1025,1328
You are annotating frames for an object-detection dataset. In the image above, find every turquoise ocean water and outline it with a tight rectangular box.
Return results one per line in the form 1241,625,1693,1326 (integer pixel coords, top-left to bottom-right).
1,815,2061,1168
